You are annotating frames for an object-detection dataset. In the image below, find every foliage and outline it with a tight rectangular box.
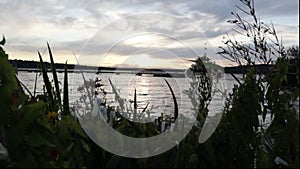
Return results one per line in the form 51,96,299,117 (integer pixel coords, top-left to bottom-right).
0,0,299,168
208,0,299,168
0,41,100,168
185,56,212,125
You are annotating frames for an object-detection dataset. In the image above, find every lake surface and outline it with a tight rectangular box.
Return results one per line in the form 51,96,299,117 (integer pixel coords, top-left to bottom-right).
16,71,298,120
17,71,239,118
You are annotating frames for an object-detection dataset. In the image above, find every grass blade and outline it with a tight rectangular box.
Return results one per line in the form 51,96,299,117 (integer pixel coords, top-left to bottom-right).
108,78,125,112
47,43,62,110
134,88,137,110
142,102,149,112
33,72,38,97
63,61,69,115
164,79,178,122
16,75,35,99
133,88,137,120
230,72,241,85
38,51,54,111
73,52,93,105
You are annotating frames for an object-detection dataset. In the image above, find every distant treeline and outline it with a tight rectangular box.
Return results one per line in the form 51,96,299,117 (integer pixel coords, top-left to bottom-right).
223,64,274,74
9,59,274,74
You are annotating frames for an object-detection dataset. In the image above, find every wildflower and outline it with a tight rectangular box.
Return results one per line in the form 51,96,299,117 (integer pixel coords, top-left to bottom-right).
47,111,58,122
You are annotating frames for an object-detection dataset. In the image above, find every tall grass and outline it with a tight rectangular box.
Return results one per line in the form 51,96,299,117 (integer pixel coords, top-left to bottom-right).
38,51,55,111
63,61,69,115
47,43,62,112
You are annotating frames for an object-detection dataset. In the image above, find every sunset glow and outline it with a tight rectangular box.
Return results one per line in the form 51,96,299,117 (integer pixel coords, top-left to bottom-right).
0,0,298,68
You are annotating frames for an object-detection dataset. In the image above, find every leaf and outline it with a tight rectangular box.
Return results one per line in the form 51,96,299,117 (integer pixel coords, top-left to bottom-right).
38,51,54,111
33,72,38,97
133,88,137,120
58,123,69,142
164,79,178,122
230,73,242,85
63,61,69,115
0,35,5,45
20,100,46,127
134,88,137,110
108,78,125,111
81,140,90,153
47,43,62,110
25,131,56,147
142,102,150,112
0,44,20,122
66,115,87,138
16,75,34,99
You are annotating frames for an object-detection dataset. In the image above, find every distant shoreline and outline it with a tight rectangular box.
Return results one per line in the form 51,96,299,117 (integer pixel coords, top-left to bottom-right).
9,59,274,74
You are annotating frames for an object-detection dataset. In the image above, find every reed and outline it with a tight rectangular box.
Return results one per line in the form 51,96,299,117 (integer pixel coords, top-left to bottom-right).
38,51,54,111
47,43,62,112
63,61,69,115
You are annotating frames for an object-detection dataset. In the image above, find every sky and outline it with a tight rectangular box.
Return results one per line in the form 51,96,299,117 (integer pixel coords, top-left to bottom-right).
0,0,298,69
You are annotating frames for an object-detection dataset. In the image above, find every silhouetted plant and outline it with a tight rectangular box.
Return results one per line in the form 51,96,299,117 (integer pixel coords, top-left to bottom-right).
202,0,300,168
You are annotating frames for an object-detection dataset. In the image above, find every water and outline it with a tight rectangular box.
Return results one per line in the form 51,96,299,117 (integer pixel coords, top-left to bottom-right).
16,71,299,120
17,71,238,117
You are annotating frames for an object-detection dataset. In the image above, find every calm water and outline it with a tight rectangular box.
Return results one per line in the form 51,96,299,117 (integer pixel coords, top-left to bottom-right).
16,71,298,120
17,71,238,117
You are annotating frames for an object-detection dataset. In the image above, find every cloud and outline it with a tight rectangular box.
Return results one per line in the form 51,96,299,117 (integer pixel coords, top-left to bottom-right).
0,0,298,67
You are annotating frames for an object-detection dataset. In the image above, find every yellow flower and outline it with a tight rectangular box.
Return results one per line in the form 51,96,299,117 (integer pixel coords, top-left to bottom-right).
47,111,58,121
